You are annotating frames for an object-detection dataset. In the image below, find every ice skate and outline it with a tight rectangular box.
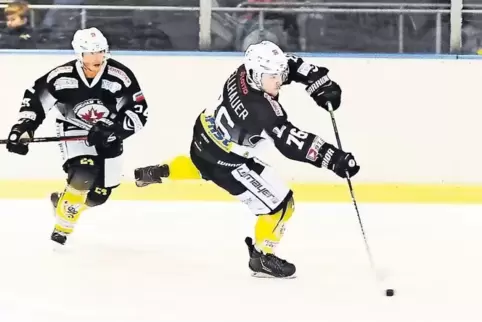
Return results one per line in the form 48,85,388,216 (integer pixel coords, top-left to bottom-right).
245,237,296,278
51,228,67,246
134,164,169,187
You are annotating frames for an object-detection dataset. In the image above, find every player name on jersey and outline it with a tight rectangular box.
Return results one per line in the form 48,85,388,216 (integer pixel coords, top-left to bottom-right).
226,71,249,120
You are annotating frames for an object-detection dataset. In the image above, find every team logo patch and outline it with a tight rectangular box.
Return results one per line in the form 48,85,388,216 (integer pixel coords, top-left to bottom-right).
47,66,73,83
54,77,78,91
306,136,325,162
73,99,110,124
101,79,122,94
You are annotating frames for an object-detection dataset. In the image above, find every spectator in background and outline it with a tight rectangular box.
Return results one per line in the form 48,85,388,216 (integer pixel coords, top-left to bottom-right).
236,0,300,51
0,1,36,49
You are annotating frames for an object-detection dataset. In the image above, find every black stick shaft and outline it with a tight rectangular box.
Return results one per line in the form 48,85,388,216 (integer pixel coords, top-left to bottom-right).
0,135,87,145
326,102,377,273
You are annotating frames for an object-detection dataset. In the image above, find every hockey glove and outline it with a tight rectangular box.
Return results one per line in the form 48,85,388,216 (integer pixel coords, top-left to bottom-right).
6,120,36,155
306,76,342,111
86,118,120,148
318,143,360,178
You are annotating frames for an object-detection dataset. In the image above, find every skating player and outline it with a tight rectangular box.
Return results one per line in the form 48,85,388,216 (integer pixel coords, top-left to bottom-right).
6,27,149,245
134,41,359,278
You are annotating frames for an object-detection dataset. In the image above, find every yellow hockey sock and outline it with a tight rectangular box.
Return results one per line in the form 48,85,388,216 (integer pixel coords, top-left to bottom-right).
166,155,201,180
254,197,295,254
54,185,89,235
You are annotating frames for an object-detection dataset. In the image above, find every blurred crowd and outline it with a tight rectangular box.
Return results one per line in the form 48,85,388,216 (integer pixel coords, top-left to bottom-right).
0,0,481,54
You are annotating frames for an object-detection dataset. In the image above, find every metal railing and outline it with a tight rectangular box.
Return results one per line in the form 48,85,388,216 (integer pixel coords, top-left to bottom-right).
233,3,451,54
236,2,451,8
0,2,472,53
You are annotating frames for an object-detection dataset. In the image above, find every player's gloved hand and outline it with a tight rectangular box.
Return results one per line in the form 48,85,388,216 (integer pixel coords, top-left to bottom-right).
6,120,36,155
318,143,360,178
86,118,120,148
306,74,342,111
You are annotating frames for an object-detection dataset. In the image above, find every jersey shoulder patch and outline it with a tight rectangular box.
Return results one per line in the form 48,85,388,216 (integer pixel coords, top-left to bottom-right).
263,93,284,117
107,59,133,88
46,63,75,83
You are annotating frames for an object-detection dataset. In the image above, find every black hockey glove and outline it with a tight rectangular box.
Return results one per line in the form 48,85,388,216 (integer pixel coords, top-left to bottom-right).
306,75,342,111
86,118,120,148
6,120,36,155
318,143,359,178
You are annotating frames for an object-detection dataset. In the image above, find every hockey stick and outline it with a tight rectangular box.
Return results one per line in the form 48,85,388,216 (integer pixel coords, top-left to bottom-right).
0,135,87,145
326,102,387,286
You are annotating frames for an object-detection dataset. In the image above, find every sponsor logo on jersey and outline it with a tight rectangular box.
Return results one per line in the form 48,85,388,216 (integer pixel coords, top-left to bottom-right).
263,93,283,117
101,79,122,94
239,70,249,95
204,115,231,148
54,77,78,91
200,114,232,152
47,66,73,83
217,160,243,167
306,136,325,162
73,99,110,124
107,66,132,87
133,91,145,102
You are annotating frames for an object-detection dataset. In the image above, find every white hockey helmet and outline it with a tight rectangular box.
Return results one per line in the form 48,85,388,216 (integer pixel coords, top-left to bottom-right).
71,27,110,62
243,41,288,91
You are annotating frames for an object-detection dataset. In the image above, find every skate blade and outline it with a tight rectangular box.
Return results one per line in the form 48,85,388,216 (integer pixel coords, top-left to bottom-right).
51,240,67,253
251,272,297,279
135,180,159,188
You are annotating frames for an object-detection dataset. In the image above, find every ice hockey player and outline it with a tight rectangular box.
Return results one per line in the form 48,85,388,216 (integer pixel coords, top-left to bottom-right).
134,41,359,278
5,27,148,246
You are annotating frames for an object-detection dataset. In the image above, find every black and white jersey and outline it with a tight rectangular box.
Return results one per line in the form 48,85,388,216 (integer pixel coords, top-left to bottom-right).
16,58,148,139
191,54,327,168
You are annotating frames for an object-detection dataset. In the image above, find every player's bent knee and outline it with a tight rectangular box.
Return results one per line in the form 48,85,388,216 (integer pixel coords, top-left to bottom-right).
267,191,294,214
66,157,100,191
85,186,113,207
268,193,295,223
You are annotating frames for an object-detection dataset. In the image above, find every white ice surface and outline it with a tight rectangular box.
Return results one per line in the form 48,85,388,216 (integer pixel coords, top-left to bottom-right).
0,200,481,322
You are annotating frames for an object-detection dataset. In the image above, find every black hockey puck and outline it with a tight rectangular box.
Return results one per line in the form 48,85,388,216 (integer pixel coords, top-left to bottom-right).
385,289,395,297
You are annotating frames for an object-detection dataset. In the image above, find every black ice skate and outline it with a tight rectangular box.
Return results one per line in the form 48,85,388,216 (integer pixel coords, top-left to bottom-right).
51,229,67,245
245,237,296,278
134,164,170,187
